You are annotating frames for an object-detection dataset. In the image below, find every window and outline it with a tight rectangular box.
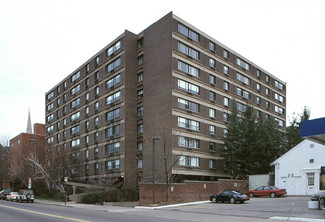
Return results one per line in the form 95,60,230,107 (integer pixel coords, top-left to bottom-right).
309,159,314,163
256,69,261,78
223,65,229,75
209,125,216,135
137,106,143,116
275,118,284,127
86,64,90,72
137,124,143,134
72,71,81,82
94,117,99,126
85,135,89,144
256,97,261,105
178,136,199,149
47,91,54,100
71,98,80,109
266,101,270,109
95,71,99,81
236,73,250,85
223,81,229,91
178,61,199,77
209,75,215,85
106,125,120,137
266,75,270,83
106,108,120,121
95,87,99,96
107,41,121,56
71,125,80,135
256,83,261,91
224,97,229,107
266,88,270,96
209,108,216,118
209,159,216,169
236,87,250,100
178,117,199,131
85,106,89,115
105,142,120,154
85,150,89,159
237,102,247,112
94,132,99,141
223,113,229,122
178,79,199,94
105,159,120,170
223,50,229,59
275,93,284,103
307,173,315,186
223,129,228,137
71,139,80,148
47,114,54,122
106,91,121,105
137,89,144,99
85,121,89,129
106,74,120,88
209,91,216,101
47,103,54,111
47,137,54,144
107,58,121,72
178,23,199,42
275,81,284,90
209,142,216,151
137,72,143,83
256,110,261,118
137,38,143,49
178,156,199,167
178,42,199,60
137,141,143,151
209,58,215,68
138,159,143,169
236,58,250,71
85,92,89,101
47,125,54,134
209,42,215,51
178,98,199,112
95,56,100,66
63,118,66,126
95,102,99,111
137,55,143,66
275,106,284,115
70,111,80,121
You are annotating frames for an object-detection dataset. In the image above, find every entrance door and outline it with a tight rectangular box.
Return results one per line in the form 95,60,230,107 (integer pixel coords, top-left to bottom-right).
294,176,301,195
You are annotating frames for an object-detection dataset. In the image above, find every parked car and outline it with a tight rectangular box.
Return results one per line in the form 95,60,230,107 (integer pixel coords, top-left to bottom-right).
6,192,19,201
246,186,287,198
210,190,250,204
18,189,34,203
0,190,11,200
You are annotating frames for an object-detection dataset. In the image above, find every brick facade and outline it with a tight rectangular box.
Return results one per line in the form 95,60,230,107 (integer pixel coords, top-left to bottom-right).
139,179,248,206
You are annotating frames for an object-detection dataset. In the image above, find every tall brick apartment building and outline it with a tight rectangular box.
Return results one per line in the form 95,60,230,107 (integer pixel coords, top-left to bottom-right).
45,12,286,187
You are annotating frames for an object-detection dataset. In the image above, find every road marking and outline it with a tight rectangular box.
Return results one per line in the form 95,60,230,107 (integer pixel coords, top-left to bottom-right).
0,204,90,222
269,216,325,222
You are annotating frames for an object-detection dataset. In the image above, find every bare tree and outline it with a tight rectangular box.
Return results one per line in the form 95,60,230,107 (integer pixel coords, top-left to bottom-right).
145,114,180,202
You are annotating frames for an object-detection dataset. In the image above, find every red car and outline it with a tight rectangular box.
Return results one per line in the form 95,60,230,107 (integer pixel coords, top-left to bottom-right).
246,186,287,198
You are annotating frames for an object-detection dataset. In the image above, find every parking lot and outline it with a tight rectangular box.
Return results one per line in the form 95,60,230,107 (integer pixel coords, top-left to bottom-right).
159,196,325,221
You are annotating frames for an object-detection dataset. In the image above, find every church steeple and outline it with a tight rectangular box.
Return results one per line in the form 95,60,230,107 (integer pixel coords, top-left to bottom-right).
26,109,32,134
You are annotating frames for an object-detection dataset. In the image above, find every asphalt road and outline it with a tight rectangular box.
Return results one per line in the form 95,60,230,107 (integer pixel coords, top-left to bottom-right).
0,200,182,222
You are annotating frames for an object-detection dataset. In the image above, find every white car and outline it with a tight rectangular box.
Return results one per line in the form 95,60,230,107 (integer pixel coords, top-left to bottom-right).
6,192,19,201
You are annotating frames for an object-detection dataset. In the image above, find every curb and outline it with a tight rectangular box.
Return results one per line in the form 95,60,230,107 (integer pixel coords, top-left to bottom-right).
135,200,210,209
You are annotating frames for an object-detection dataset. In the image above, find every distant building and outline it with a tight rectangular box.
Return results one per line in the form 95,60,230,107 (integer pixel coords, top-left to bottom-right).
45,12,286,187
9,122,45,183
271,139,325,195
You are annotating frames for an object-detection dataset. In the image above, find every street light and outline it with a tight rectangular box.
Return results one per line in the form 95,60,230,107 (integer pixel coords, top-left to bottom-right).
152,136,160,205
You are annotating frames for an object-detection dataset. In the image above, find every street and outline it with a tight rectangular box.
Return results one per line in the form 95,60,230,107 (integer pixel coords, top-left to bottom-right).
0,197,323,222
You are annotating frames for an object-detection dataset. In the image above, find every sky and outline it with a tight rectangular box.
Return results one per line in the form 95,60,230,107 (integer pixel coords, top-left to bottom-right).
0,0,324,142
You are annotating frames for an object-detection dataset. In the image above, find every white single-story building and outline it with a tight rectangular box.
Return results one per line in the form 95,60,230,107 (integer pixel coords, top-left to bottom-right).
271,139,325,195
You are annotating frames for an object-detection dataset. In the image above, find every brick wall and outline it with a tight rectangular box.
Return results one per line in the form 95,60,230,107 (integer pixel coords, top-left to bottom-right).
139,179,248,206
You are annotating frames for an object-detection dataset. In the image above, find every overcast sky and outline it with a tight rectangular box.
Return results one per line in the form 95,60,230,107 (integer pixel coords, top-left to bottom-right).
0,0,324,140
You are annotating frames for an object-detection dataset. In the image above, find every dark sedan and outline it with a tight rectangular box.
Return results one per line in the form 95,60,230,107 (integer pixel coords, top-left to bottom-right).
0,190,11,200
210,190,249,204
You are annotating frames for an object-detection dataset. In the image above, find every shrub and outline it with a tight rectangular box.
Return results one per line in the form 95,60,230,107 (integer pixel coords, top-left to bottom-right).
119,186,139,201
81,192,104,204
103,189,119,202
